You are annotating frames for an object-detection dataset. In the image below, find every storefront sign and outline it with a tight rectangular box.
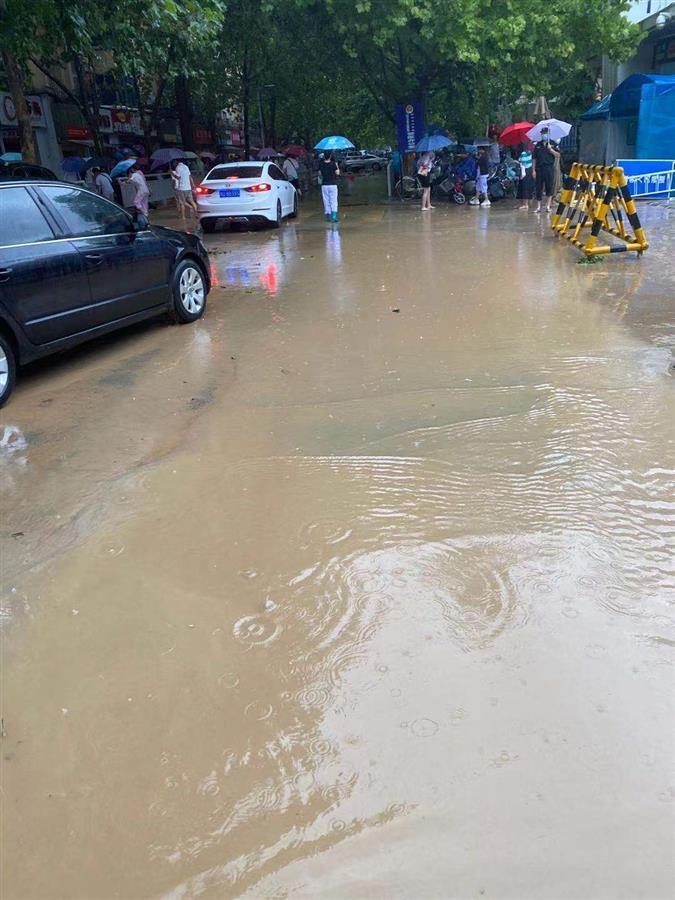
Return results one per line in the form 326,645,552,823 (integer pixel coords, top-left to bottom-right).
193,127,212,144
98,107,142,134
617,158,675,198
0,93,46,127
395,100,425,153
66,125,93,141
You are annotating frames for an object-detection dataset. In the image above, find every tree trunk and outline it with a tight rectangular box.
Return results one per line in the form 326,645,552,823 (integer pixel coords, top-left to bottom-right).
175,74,194,151
1,49,38,163
267,93,276,147
242,43,251,159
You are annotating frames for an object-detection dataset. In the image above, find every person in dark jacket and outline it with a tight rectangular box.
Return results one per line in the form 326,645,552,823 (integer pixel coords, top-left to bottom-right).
319,151,340,222
533,132,560,214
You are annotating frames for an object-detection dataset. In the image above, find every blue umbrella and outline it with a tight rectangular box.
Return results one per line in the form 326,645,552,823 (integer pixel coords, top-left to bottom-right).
61,156,86,174
1,152,22,162
415,134,454,152
314,135,355,151
110,158,136,178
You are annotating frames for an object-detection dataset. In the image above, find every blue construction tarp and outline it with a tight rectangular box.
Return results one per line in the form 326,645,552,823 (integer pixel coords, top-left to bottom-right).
636,79,675,158
578,73,675,162
610,72,675,118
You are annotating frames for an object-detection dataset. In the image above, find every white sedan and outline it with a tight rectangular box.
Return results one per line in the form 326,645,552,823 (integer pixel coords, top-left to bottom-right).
194,161,298,231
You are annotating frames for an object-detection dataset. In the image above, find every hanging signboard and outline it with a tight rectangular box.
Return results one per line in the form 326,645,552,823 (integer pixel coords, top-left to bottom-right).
616,158,675,199
0,93,46,127
395,100,425,153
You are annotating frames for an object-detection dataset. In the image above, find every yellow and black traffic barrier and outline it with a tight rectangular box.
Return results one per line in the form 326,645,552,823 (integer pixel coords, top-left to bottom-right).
551,163,648,257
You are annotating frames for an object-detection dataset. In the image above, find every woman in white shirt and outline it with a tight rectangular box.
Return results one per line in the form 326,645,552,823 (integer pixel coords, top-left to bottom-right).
128,164,150,217
170,159,198,220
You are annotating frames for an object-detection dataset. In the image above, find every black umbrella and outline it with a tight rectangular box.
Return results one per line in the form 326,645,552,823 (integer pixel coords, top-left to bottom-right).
82,156,114,173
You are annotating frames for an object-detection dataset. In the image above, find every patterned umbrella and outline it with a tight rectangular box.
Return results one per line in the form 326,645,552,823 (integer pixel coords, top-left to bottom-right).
314,136,355,151
415,134,454,152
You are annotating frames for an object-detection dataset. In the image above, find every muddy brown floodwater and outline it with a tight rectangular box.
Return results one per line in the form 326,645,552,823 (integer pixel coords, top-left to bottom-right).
1,188,674,899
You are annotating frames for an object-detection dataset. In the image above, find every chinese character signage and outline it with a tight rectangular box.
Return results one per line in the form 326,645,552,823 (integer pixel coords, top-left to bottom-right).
395,100,425,153
0,93,46,127
617,159,675,199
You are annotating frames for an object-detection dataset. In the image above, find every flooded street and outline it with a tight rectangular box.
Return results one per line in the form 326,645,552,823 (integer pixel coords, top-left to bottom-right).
1,188,674,899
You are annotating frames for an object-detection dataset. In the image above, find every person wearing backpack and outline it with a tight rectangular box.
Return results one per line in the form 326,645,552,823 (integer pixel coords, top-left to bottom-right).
92,167,115,203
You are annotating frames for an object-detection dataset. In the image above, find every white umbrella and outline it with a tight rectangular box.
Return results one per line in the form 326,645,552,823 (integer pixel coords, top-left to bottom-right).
526,119,572,142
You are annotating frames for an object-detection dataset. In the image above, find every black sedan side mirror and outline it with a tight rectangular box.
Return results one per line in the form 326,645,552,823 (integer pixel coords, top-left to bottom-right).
133,213,150,232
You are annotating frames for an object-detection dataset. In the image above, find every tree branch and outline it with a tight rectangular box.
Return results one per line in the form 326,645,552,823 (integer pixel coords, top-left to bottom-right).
28,55,84,112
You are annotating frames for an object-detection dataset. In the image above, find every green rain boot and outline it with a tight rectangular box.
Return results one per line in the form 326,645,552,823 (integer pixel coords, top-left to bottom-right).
331,211,339,223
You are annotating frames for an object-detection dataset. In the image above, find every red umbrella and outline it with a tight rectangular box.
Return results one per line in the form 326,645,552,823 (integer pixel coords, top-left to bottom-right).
498,122,535,147
282,144,308,157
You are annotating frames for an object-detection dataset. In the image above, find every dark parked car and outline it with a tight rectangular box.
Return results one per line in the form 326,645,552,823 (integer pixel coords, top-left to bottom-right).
0,162,59,181
0,181,211,406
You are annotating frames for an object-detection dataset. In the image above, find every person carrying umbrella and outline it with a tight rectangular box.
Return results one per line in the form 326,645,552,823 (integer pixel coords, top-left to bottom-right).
533,128,560,214
319,151,340,222
417,151,435,211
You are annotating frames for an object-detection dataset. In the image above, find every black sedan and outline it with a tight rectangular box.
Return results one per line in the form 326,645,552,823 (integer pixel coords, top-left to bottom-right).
0,161,59,181
0,181,210,406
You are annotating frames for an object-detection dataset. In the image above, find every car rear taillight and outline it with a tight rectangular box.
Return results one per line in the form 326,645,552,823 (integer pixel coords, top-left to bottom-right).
195,186,215,195
245,183,272,193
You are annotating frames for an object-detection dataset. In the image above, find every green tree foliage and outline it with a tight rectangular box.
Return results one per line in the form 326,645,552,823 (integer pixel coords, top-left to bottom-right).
1,0,641,157
296,0,640,136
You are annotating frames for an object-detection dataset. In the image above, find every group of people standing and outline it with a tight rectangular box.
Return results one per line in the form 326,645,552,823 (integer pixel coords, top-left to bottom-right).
415,134,561,212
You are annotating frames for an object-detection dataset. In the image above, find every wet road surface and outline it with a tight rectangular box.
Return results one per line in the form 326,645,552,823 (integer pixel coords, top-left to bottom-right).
1,188,674,899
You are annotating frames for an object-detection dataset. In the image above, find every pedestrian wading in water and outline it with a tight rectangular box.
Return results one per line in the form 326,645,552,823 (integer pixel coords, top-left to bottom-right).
127,163,150,218
517,143,535,211
417,151,434,211
470,147,491,207
533,132,560,214
319,151,340,222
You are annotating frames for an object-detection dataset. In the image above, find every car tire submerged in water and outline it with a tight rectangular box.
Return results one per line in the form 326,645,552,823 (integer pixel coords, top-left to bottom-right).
271,200,281,228
201,219,217,234
0,332,17,409
171,260,207,324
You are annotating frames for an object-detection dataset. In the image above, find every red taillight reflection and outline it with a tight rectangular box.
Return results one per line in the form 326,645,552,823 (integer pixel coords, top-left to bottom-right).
245,183,272,193
195,186,215,195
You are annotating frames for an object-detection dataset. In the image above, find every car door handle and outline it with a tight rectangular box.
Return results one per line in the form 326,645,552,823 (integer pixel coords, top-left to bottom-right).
0,267,12,283
85,253,103,267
